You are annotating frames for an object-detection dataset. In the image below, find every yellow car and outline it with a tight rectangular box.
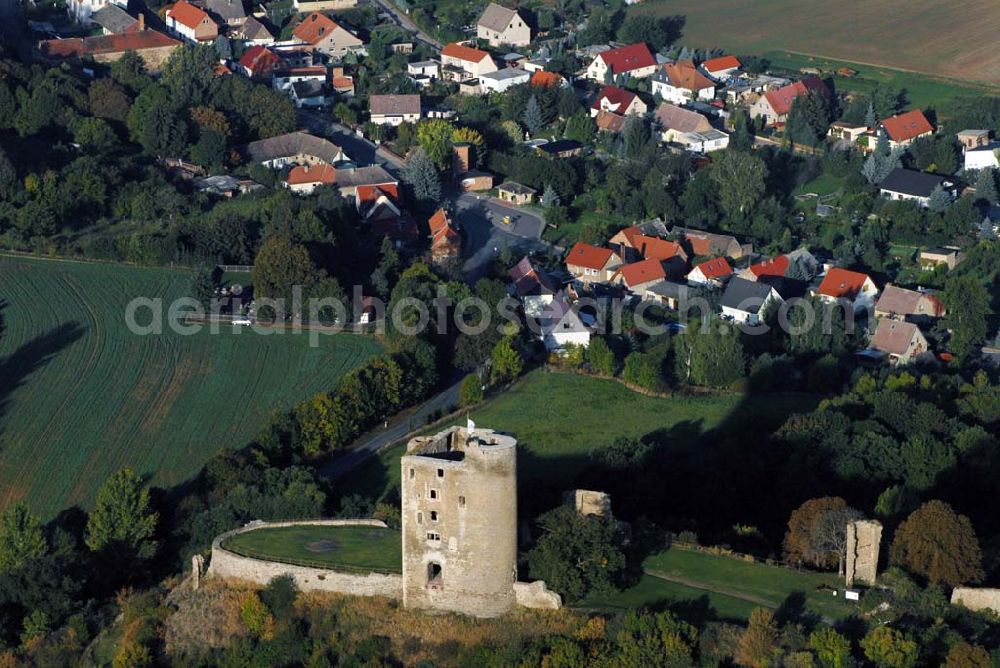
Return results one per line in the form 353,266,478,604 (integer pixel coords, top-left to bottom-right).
502,215,511,225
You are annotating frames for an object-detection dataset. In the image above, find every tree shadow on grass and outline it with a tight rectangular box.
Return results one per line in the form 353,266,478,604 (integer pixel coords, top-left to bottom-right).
0,301,86,460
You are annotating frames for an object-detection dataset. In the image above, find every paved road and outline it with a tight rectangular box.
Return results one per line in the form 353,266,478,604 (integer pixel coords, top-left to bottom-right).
368,0,442,50
296,110,404,176
318,374,464,479
454,193,550,282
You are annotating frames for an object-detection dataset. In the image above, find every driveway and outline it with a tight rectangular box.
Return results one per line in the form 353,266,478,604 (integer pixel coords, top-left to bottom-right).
318,374,464,479
367,0,442,49
453,193,550,282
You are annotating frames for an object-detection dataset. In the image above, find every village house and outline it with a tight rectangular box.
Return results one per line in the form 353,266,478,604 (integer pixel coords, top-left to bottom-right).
90,5,139,34
868,319,929,365
874,284,945,322
535,139,584,159
510,256,559,316
651,61,715,105
877,109,934,150
686,256,733,287
612,258,668,296
879,168,954,208
609,225,687,277
240,16,274,44
565,242,621,284
246,131,347,168
441,42,497,82
479,68,531,93
536,293,591,352
654,102,728,153
204,0,246,27
67,0,125,24
165,1,219,43
239,45,282,79
369,94,422,125
272,66,327,91
815,267,878,311
285,163,397,198
289,80,328,108
643,280,692,310
700,55,740,81
720,277,782,325
38,29,181,70
284,164,337,194
670,226,748,259
919,246,964,271
595,110,626,133
407,60,439,87
530,70,565,88
293,12,364,58
428,208,462,262
497,181,536,205
584,43,657,82
475,2,530,47
957,129,990,151
590,85,646,117
749,76,828,126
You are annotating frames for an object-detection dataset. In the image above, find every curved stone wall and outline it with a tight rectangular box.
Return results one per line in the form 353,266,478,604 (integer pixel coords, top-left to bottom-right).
207,519,402,598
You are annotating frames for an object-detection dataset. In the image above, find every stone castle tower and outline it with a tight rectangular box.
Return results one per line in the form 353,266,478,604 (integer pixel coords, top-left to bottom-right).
401,425,518,617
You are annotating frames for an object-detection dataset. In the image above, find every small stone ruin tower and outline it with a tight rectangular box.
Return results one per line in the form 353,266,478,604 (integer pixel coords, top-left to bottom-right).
401,425,518,617
845,519,883,587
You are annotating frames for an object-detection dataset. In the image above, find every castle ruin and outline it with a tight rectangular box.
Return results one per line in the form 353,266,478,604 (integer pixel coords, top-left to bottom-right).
401,425,520,617
845,519,882,587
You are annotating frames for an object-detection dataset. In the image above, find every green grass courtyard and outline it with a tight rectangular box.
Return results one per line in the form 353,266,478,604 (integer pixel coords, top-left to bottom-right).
222,524,402,573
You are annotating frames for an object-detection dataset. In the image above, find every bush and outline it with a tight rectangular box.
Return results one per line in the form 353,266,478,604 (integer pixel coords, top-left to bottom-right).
459,374,483,407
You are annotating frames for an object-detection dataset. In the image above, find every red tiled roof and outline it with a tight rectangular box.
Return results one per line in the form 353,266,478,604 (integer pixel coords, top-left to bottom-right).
331,76,354,90
693,257,732,280
702,55,740,73
39,29,180,58
442,42,491,63
293,12,343,44
239,45,281,77
356,183,399,203
764,76,829,116
591,85,636,113
817,267,871,300
635,236,684,262
286,164,336,185
618,258,666,287
748,255,789,278
881,110,933,143
663,60,715,92
566,242,616,271
429,208,461,249
168,1,211,29
597,43,656,76
530,70,562,87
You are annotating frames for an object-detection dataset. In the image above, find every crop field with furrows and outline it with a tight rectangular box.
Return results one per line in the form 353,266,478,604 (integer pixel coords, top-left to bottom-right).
0,255,381,519
632,0,1000,87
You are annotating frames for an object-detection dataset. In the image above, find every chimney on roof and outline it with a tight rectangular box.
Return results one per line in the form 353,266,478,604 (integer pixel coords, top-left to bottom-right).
138,12,145,30
452,143,472,176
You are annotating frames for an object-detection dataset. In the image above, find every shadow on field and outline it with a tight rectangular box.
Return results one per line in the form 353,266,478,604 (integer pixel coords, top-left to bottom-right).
0,301,86,452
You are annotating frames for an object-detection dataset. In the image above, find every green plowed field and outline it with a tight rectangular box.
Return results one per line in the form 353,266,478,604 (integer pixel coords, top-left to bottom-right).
0,255,381,519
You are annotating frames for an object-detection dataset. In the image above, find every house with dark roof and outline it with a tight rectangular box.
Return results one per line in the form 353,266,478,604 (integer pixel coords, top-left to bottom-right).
590,86,646,117
868,319,929,365
476,2,530,47
749,76,829,125
565,242,621,284
720,277,782,325
654,102,729,153
246,131,347,168
585,43,657,81
877,110,933,149
535,292,591,352
204,0,246,27
240,16,274,44
535,139,583,159
165,1,218,43
643,280,693,310
369,94,422,125
879,168,954,208
293,12,363,57
670,226,748,259
479,67,531,93
497,181,536,205
90,5,139,34
652,60,715,105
